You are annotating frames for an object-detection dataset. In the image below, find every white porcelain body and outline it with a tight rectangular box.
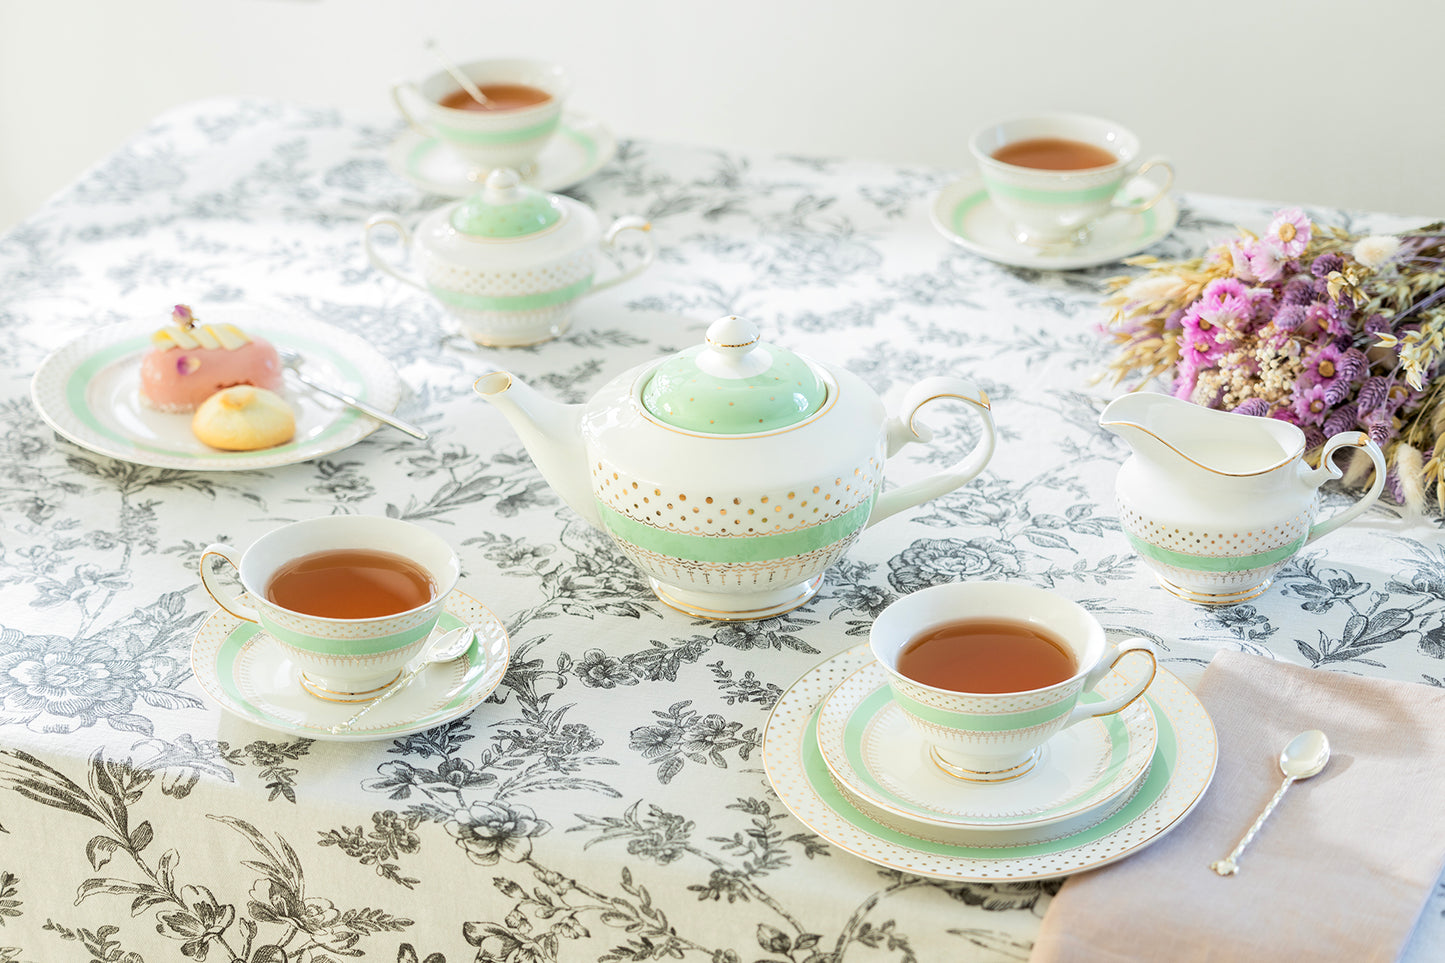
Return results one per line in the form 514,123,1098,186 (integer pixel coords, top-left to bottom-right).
970,113,1173,246
869,581,1157,781
391,58,570,173
199,516,461,702
474,355,996,620
363,200,654,347
1101,393,1387,604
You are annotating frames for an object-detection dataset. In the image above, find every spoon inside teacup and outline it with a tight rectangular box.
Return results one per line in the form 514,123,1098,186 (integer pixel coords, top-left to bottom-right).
426,39,488,107
1210,729,1331,876
328,625,474,734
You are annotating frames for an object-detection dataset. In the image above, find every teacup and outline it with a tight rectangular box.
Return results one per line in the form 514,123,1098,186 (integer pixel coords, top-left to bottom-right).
199,516,461,702
869,581,1157,782
391,57,570,175
970,113,1174,247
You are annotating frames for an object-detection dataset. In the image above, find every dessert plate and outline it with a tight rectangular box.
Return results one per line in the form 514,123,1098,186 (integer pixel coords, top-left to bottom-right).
387,111,617,197
815,660,1156,846
30,312,403,471
190,587,509,742
762,645,1216,882
929,172,1179,270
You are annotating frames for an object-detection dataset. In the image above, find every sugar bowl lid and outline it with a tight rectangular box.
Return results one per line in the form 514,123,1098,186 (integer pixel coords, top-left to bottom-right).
640,316,828,434
450,168,563,238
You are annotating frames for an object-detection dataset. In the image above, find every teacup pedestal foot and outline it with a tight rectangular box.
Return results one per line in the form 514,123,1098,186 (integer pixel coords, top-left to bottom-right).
930,746,1040,784
1155,574,1272,606
299,670,404,704
649,575,823,622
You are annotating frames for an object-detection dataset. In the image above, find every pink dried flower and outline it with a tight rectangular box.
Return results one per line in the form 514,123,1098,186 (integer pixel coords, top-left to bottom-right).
1291,382,1331,425
1246,240,1287,282
1198,278,1251,326
176,355,200,375
172,304,195,328
1265,208,1312,259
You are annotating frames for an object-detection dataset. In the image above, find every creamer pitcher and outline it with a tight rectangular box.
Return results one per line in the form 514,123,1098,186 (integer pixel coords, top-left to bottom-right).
1100,393,1385,604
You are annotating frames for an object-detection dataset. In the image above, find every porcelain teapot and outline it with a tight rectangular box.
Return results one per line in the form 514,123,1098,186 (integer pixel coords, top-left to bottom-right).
364,168,654,347
1100,393,1386,605
475,315,997,619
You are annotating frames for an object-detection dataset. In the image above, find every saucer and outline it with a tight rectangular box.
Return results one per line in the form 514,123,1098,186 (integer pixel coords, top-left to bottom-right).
190,588,509,742
815,661,1156,846
929,172,1179,270
387,111,617,197
30,310,403,471
762,645,1216,882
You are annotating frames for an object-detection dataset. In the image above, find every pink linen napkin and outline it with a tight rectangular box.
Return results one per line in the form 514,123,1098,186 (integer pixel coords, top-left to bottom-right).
1031,650,1445,963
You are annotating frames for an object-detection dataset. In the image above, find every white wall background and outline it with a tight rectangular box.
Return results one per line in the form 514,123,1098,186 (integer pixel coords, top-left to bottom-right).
2,0,1443,233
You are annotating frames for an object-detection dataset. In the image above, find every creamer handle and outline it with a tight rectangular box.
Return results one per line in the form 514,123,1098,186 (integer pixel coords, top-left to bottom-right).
363,214,427,292
866,377,995,528
1302,432,1386,543
589,216,655,294
198,544,260,623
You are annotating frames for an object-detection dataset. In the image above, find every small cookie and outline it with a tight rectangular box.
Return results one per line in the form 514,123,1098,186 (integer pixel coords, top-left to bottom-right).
192,386,296,451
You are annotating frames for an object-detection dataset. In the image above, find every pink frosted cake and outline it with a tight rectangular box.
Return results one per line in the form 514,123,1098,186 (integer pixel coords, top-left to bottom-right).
138,305,284,413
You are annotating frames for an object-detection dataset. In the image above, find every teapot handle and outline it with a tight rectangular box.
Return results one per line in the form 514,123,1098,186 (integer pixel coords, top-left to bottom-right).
588,216,656,295
866,377,996,528
1302,431,1386,544
363,214,427,292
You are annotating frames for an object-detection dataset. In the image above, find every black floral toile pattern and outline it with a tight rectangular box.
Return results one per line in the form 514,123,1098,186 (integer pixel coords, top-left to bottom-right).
1,97,1441,961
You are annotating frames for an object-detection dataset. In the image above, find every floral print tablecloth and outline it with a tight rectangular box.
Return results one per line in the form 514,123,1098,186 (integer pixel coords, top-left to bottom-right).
1,98,1443,963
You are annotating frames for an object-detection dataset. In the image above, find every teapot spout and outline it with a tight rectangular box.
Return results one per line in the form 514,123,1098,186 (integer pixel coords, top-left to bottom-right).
474,370,600,528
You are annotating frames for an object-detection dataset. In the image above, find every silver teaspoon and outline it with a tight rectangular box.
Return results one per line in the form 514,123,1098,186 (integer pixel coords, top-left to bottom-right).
1211,729,1331,876
278,347,429,441
328,626,474,734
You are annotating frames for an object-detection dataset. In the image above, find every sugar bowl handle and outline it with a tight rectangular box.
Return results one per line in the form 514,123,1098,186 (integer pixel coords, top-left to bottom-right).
363,214,427,292
867,377,996,528
589,216,656,294
1303,431,1387,544
198,544,260,623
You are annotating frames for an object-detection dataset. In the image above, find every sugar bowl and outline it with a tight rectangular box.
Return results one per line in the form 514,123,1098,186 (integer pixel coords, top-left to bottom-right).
364,169,655,346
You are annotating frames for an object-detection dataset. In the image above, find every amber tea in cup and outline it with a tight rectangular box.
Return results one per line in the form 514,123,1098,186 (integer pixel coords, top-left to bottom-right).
896,617,1079,693
992,137,1117,171
265,548,436,619
439,83,552,112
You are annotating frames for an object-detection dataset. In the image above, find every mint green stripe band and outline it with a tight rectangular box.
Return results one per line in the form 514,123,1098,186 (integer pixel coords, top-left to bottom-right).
430,276,593,311
981,175,1117,204
890,686,1073,731
434,116,560,144
1125,532,1307,573
260,618,433,656
597,498,874,564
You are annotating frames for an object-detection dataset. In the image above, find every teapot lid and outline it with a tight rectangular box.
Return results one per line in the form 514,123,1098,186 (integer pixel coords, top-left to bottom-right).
640,316,827,433
450,168,563,238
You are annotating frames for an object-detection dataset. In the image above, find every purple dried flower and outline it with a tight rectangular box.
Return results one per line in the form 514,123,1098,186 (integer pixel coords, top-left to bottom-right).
1357,376,1390,413
1324,379,1354,407
171,304,195,327
1163,308,1186,331
1233,398,1271,417
1363,314,1391,337
1366,420,1394,446
1385,467,1405,504
1337,349,1368,383
1303,426,1327,450
1283,278,1315,305
1292,382,1332,425
1272,304,1307,332
1322,406,1357,436
1311,253,1344,277
1312,278,1332,301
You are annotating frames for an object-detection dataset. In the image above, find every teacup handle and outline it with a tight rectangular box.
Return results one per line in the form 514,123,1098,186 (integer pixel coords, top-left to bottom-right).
390,81,434,138
198,544,260,624
1303,431,1387,543
588,216,656,295
363,214,427,292
1111,156,1174,215
866,377,996,528
1064,638,1157,728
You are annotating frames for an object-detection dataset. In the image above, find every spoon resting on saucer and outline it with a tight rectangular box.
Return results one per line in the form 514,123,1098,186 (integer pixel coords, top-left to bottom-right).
1210,729,1331,876
328,625,474,734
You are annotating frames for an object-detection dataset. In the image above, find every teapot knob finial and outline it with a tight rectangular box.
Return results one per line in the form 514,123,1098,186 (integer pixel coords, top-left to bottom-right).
701,316,769,377
483,168,524,204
